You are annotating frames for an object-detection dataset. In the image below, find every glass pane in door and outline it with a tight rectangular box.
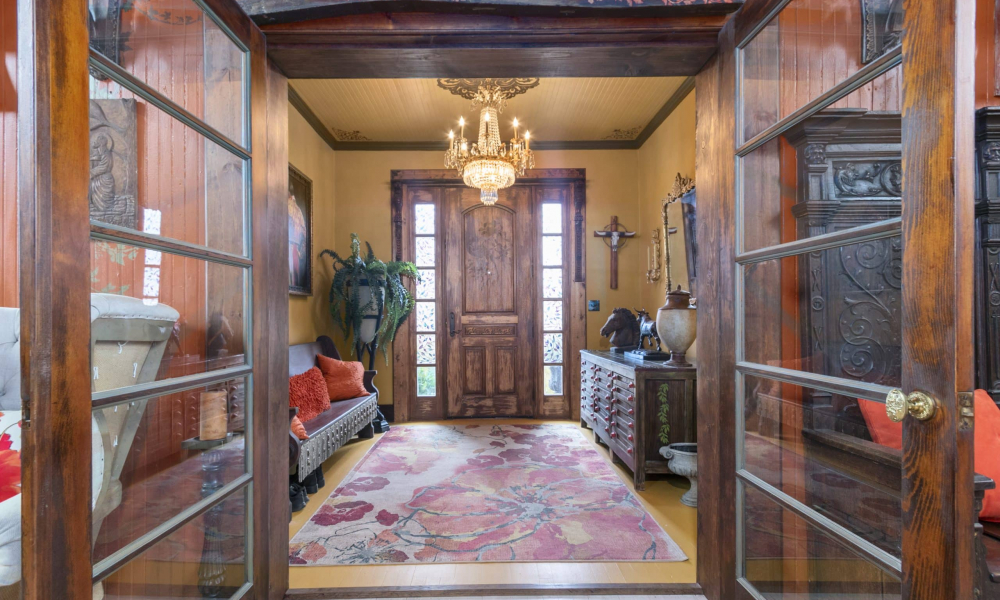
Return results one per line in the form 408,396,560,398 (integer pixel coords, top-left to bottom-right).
86,1,253,597
739,0,903,143
735,0,906,595
742,484,901,599
88,0,247,146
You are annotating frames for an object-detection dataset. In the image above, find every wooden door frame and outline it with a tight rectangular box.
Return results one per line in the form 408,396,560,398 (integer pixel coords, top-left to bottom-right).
694,1,976,599
17,0,290,596
390,169,586,424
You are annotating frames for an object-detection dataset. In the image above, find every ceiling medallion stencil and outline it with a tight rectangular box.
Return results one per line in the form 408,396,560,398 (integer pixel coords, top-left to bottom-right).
437,78,540,102
332,128,372,142
604,126,642,141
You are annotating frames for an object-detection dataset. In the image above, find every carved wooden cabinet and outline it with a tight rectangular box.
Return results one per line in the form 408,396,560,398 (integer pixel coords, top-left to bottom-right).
976,107,1000,405
579,350,696,490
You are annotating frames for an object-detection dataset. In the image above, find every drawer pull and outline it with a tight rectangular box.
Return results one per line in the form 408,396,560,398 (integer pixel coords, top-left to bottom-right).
627,382,635,389
627,448,633,455
627,394,634,401
604,426,609,432
628,422,634,430
627,434,634,442
610,431,617,438
611,409,617,416
628,408,634,415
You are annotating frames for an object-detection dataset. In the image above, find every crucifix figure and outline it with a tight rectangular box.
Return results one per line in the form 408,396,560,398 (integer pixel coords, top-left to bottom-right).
594,215,636,289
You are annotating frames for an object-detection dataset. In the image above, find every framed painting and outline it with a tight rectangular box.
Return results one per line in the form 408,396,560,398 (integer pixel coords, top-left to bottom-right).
288,164,313,295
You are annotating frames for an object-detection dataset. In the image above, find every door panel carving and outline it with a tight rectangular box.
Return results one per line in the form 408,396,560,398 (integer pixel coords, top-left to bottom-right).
463,206,515,314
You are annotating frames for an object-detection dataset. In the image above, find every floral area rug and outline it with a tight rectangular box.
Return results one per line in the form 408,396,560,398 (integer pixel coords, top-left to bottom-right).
289,423,687,565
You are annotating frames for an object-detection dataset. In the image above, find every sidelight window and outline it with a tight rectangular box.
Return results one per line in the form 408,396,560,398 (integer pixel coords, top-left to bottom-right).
414,203,438,397
541,202,565,396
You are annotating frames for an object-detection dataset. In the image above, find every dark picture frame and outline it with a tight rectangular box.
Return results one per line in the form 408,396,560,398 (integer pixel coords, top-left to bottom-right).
288,164,313,295
680,186,697,298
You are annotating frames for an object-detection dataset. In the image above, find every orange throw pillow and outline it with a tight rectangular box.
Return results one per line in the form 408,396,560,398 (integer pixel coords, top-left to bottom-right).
858,398,903,450
316,354,368,401
290,415,308,440
288,367,330,422
860,390,1000,521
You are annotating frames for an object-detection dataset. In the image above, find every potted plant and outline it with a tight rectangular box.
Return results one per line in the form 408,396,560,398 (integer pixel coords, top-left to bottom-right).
320,234,418,368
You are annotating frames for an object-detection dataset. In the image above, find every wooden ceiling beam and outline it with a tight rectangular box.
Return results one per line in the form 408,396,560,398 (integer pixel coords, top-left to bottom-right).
242,0,741,26
260,11,734,78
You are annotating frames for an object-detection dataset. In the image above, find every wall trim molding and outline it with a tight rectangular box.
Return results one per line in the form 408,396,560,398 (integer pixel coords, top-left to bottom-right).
288,76,695,152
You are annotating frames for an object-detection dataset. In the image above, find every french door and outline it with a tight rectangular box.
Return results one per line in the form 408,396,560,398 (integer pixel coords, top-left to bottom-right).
18,0,288,597
697,0,975,599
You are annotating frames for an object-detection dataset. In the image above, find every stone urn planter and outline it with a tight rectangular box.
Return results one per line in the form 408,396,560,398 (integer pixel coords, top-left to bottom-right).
659,443,698,507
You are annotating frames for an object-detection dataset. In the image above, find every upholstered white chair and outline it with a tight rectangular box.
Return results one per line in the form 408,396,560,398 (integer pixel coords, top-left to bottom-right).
0,294,179,590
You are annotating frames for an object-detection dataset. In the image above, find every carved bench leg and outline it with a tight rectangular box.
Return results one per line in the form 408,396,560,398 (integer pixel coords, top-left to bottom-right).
358,422,375,439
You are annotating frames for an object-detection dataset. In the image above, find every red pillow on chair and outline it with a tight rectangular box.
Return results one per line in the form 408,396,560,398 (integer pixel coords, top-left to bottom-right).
289,367,331,422
860,390,1000,521
316,354,368,401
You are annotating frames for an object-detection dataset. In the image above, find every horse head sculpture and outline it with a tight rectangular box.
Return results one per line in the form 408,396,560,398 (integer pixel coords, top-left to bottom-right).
599,307,640,349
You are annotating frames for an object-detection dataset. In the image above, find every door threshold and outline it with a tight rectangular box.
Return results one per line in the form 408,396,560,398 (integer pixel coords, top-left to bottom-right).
285,582,702,599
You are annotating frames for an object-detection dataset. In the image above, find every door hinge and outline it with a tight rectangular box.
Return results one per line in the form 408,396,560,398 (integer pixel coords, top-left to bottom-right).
959,391,975,431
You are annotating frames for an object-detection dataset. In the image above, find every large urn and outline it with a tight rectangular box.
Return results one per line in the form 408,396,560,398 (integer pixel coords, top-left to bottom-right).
655,285,697,366
355,279,383,350
659,443,698,507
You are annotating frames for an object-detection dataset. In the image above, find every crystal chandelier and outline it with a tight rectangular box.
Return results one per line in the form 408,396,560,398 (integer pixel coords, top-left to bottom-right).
444,81,535,206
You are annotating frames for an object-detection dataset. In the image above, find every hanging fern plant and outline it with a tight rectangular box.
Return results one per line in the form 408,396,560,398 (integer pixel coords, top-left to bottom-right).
320,234,418,363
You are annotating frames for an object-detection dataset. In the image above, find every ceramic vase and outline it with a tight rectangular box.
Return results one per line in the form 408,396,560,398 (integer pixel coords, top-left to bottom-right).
656,285,697,366
659,442,698,507
355,279,382,345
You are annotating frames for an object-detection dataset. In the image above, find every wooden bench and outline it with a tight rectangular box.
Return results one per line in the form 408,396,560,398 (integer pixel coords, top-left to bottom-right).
288,336,377,482
800,427,1000,598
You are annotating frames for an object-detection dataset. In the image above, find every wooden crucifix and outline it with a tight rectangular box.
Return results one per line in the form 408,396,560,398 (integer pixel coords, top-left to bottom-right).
594,216,636,289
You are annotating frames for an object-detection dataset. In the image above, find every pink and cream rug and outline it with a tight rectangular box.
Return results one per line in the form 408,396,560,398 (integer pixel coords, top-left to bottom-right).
289,423,687,565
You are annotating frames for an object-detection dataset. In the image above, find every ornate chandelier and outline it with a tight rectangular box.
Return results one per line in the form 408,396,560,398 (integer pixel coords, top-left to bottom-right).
444,80,535,206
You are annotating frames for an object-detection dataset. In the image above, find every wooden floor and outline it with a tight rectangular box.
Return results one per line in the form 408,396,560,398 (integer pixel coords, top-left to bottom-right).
288,420,698,590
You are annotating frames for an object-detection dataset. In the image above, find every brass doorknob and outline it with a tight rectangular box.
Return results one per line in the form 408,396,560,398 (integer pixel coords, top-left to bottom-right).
885,388,938,422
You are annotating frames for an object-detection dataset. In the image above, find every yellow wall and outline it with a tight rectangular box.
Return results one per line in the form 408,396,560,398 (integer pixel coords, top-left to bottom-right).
637,91,698,360
289,91,699,406
288,106,338,345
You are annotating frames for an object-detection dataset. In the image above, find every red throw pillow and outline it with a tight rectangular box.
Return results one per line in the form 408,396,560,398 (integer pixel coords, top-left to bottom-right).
290,415,308,440
316,354,368,401
858,398,903,450
289,367,330,422
860,390,1000,521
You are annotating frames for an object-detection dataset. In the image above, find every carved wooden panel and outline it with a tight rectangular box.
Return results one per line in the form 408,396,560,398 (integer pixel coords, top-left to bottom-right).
89,99,138,229
463,325,515,336
495,346,516,394
463,205,515,314
463,347,486,395
976,107,1000,404
785,110,903,430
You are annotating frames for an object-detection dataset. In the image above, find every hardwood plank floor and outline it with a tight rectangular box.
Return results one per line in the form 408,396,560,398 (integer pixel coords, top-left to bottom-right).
288,420,697,589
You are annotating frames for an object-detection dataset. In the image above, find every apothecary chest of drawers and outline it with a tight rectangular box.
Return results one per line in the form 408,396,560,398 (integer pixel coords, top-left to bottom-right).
580,349,697,490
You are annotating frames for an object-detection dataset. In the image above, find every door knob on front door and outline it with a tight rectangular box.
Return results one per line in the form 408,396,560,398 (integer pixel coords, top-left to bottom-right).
885,388,938,422
449,312,456,337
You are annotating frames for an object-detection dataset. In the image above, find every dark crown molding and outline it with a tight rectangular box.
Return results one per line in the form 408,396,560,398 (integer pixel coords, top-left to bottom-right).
288,75,695,152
